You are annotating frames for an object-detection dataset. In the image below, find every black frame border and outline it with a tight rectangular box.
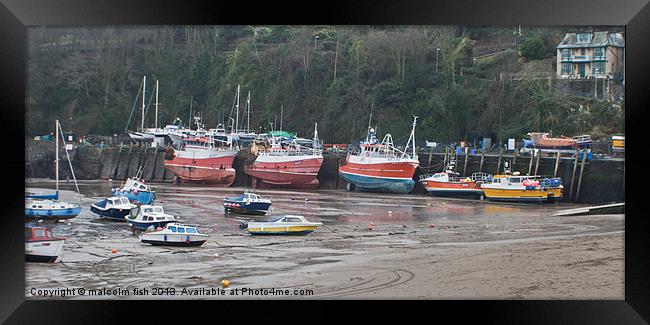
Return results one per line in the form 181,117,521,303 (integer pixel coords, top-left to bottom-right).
2,0,649,323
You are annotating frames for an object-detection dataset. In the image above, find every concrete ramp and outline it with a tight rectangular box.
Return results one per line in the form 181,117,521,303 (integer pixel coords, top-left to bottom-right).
554,202,625,216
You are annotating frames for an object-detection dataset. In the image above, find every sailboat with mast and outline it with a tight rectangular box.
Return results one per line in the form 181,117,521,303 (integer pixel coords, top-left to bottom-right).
339,115,420,194
25,120,82,220
128,76,156,143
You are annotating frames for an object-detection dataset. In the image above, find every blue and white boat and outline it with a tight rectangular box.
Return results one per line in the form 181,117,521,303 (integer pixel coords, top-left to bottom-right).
25,191,59,200
125,205,176,231
25,120,82,221
25,200,82,220
90,196,137,221
223,191,272,215
139,223,209,247
112,170,155,205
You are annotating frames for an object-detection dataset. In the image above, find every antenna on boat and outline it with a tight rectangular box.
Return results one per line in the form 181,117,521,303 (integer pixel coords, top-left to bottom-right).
142,76,146,132
235,84,240,134
246,91,251,133
155,79,159,129
55,120,59,194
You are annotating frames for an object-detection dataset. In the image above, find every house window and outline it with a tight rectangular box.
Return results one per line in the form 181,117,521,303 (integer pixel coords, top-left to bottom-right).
593,47,605,60
594,61,606,75
577,33,592,43
561,49,570,60
581,48,586,55
562,63,572,74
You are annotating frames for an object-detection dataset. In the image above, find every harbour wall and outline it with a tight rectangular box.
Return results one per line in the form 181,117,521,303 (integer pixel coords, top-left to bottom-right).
25,140,624,204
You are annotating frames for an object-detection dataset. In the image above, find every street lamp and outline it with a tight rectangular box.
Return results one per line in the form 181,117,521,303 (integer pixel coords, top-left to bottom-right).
436,48,440,72
314,35,320,52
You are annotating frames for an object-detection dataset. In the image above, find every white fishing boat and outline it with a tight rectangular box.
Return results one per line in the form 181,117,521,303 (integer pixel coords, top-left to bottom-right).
243,215,322,236
139,223,209,246
90,196,137,221
25,224,65,263
125,205,176,231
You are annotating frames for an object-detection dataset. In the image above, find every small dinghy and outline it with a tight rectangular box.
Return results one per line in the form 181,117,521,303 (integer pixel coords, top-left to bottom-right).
112,168,155,205
223,191,272,215
139,223,209,247
244,215,322,236
125,205,176,231
90,197,137,221
25,224,64,263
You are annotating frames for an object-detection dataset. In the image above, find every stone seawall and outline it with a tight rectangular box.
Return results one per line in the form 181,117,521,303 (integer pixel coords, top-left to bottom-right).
25,139,624,204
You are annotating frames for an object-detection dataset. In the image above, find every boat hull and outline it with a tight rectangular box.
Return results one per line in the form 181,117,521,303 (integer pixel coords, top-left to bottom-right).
481,187,563,202
421,180,483,197
164,155,236,185
244,157,323,189
223,200,271,215
140,234,208,246
112,189,155,205
90,205,131,221
25,240,64,263
339,160,418,194
25,206,81,220
247,225,319,236
126,220,175,231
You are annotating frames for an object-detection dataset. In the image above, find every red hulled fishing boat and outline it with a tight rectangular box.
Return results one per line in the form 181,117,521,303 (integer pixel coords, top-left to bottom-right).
244,124,323,189
339,116,419,194
163,135,239,185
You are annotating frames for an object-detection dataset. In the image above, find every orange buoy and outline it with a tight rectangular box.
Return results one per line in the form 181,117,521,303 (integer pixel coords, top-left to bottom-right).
221,279,230,288
367,223,374,231
111,248,117,254
429,224,435,228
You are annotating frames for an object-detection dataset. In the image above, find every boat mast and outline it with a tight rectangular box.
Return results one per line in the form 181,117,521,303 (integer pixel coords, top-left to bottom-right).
235,84,240,134
404,115,418,158
280,104,283,132
141,76,146,132
247,91,251,133
55,119,59,192
313,122,319,149
155,79,159,129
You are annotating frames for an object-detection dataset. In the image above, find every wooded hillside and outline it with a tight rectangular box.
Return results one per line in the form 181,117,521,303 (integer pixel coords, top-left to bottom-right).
27,26,624,146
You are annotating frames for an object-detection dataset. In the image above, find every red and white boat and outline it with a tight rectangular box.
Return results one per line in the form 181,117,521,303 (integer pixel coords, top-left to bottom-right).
163,135,239,185
244,123,323,189
25,224,65,263
339,116,419,194
419,158,492,198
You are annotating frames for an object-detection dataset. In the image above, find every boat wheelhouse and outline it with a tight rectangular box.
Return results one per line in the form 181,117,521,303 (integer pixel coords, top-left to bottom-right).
25,225,65,263
139,223,209,246
125,205,176,231
90,196,137,221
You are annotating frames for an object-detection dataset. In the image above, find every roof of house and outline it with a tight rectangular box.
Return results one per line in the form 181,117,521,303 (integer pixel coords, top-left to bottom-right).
557,31,625,49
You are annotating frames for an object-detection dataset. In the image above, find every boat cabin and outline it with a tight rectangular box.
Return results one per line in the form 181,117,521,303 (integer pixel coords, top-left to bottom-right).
164,224,200,234
123,177,150,192
26,200,77,210
25,226,60,241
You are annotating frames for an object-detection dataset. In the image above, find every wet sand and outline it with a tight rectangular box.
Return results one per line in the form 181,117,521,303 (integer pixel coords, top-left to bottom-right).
25,179,624,299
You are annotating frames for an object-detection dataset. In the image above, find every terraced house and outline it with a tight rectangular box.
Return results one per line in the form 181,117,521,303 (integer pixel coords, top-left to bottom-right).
556,31,624,81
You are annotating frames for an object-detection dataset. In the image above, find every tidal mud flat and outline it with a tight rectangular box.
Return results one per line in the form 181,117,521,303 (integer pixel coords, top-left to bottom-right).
25,179,623,299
